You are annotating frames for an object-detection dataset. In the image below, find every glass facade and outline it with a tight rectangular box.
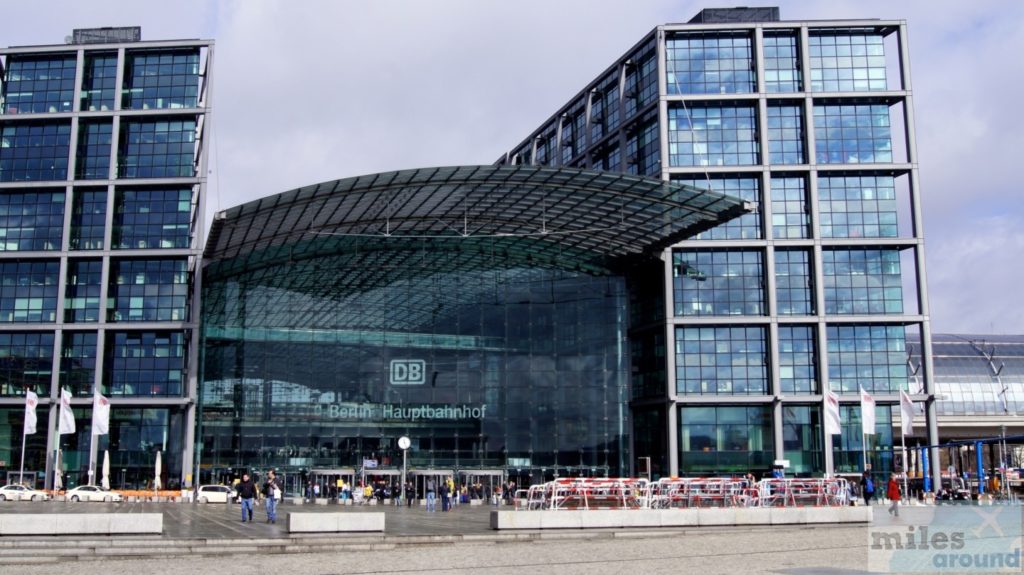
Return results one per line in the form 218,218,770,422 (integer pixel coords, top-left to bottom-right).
668,105,759,166
0,122,72,182
818,174,898,238
821,248,903,315
676,176,761,240
122,50,201,110
0,332,53,396
104,331,185,397
0,55,76,114
763,33,801,93
117,119,196,178
778,326,817,394
201,236,630,482
108,258,190,322
809,33,887,92
75,121,113,179
672,250,764,316
666,33,754,94
69,188,106,250
675,326,768,395
766,104,804,164
0,36,210,488
782,405,822,475
113,188,193,249
0,260,59,322
813,103,892,164
774,249,814,315
770,176,809,239
0,188,64,251
80,53,118,112
832,404,894,477
827,324,907,393
678,406,773,474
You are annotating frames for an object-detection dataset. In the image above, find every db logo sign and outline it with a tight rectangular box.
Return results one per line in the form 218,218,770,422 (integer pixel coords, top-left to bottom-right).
390,359,426,385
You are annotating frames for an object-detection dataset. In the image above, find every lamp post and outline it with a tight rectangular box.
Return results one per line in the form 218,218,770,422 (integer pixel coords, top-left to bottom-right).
398,436,410,505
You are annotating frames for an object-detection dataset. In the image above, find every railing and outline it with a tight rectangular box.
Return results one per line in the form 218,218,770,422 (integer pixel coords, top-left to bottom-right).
514,477,849,510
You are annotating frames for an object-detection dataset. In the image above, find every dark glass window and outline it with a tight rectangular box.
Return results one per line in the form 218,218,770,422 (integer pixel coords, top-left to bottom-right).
69,188,107,250
625,115,659,177
104,331,185,397
770,176,809,239
103,408,184,489
0,332,54,396
0,188,64,251
818,175,898,238
80,53,117,112
809,33,887,92
813,104,892,164
766,104,804,164
624,41,657,118
675,176,761,240
0,122,72,182
827,324,908,393
590,145,620,172
75,121,113,179
675,326,768,395
666,33,755,94
763,32,801,93
60,331,97,395
0,260,59,322
65,259,102,322
113,188,192,249
782,405,822,475
117,119,196,179
778,326,817,394
832,405,893,476
668,105,759,166
822,248,903,315
560,107,586,164
108,258,189,322
774,249,814,315
679,406,773,474
121,50,200,110
1,55,76,114
673,250,764,316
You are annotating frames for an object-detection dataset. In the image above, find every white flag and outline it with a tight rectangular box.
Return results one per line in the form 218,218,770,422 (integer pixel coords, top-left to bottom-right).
860,387,876,435
58,388,75,435
824,390,842,435
900,390,915,436
92,391,110,436
24,390,38,435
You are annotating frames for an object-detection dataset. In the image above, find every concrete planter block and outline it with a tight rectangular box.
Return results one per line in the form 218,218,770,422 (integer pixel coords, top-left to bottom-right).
539,511,584,529
697,507,737,526
770,507,806,525
287,512,384,533
659,509,699,527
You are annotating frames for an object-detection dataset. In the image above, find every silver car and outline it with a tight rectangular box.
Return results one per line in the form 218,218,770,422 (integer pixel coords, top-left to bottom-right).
66,485,124,502
196,484,234,503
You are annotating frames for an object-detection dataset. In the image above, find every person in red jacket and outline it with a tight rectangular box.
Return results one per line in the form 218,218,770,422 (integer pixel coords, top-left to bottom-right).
887,473,901,517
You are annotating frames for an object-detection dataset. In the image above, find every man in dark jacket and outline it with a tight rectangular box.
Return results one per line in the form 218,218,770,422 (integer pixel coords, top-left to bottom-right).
236,473,257,522
261,470,282,524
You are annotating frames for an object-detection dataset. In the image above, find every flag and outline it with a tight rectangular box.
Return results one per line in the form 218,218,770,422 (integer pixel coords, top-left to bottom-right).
824,390,842,435
58,388,75,435
860,387,876,435
900,390,915,436
92,391,110,436
24,390,38,435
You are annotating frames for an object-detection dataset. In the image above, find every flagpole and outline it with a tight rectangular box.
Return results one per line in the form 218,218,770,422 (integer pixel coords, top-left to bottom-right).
18,427,27,485
901,428,909,502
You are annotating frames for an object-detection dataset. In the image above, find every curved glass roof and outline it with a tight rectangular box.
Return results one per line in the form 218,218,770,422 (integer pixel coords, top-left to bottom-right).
204,165,751,280
910,334,1024,416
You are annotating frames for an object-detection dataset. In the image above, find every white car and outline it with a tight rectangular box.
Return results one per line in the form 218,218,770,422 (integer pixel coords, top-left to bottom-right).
0,484,50,501
196,484,234,503
66,485,123,502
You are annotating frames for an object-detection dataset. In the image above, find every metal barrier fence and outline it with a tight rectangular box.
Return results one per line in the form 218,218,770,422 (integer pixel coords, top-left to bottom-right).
514,477,849,510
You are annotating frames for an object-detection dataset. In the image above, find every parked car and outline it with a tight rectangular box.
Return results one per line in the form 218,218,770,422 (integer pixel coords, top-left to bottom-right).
196,484,234,503
66,485,123,502
0,484,50,501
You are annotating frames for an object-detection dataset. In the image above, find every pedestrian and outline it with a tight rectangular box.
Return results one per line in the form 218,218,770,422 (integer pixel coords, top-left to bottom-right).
440,480,451,512
426,479,437,512
887,473,901,517
235,473,257,523
860,471,875,506
405,481,414,507
261,470,282,524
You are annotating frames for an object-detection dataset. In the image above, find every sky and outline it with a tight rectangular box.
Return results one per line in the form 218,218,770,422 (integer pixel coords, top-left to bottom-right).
3,0,1023,335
